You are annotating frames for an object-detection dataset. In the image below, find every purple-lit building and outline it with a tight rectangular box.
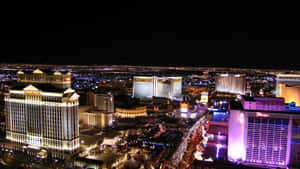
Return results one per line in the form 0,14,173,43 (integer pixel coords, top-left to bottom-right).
228,96,300,168
204,101,230,160
206,113,228,160
242,96,286,112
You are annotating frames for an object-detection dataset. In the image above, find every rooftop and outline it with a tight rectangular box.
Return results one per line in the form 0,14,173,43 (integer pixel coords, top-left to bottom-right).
17,68,71,75
231,100,300,115
11,83,70,93
244,109,300,116
242,96,285,102
229,100,244,110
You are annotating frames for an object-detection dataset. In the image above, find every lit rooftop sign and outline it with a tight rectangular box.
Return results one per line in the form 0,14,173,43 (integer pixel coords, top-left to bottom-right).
180,103,188,112
24,90,41,95
24,85,40,95
65,77,71,82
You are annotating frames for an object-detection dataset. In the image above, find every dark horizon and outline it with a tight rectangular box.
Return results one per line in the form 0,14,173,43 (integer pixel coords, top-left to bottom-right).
1,60,299,71
1,2,300,71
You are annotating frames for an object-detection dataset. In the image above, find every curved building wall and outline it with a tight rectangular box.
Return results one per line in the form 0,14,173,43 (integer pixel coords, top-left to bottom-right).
115,106,147,118
81,111,113,128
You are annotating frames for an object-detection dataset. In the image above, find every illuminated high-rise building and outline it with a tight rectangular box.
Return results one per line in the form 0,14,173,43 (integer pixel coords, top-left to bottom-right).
276,74,300,95
5,69,79,151
276,74,300,106
133,76,153,98
215,74,246,95
228,97,300,168
133,76,182,99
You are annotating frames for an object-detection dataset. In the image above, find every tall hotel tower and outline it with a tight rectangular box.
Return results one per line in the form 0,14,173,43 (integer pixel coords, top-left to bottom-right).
215,74,246,95
5,69,80,151
133,76,182,99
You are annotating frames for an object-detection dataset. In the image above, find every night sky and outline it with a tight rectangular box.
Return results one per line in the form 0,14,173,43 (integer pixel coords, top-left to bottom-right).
0,2,299,69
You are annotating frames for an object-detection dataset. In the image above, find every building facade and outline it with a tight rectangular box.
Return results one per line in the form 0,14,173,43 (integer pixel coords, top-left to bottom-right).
79,92,114,128
115,106,147,118
5,85,79,151
133,76,182,99
242,96,286,112
228,97,300,168
17,69,71,89
5,71,80,151
94,93,114,112
278,83,300,106
276,74,300,104
80,111,113,128
215,74,246,95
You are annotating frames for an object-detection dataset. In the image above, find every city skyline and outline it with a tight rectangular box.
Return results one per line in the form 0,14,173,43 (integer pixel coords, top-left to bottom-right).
1,2,300,168
1,65,300,168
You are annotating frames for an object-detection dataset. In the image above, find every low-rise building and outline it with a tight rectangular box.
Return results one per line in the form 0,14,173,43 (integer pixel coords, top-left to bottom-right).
115,106,147,118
